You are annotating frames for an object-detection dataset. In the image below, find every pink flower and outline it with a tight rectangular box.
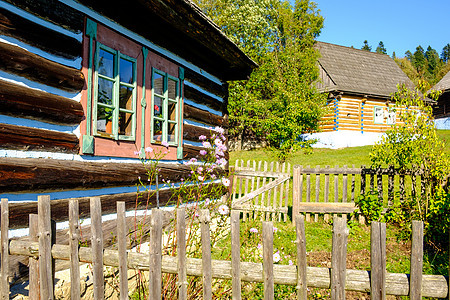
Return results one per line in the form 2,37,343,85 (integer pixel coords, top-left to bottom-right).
257,243,262,249
202,141,212,148
134,150,141,156
214,126,225,134
161,141,169,148
199,149,207,156
273,252,281,263
273,227,278,233
221,178,230,187
250,228,258,233
214,138,223,147
198,176,204,181
197,166,203,174
145,147,153,153
199,135,207,140
218,204,229,215
205,198,210,205
289,260,293,266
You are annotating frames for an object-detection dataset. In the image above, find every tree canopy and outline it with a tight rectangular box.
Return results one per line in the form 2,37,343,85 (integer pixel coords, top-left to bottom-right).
376,41,387,54
361,40,371,51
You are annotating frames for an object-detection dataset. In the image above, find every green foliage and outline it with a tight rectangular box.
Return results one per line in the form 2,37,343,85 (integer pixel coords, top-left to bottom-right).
194,0,327,160
375,41,387,54
361,40,371,51
353,190,383,224
441,43,450,63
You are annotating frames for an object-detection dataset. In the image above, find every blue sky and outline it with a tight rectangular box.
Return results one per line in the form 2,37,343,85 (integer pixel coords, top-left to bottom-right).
313,0,449,57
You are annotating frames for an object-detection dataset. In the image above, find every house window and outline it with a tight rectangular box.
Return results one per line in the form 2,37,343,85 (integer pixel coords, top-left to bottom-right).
93,43,137,140
151,68,180,145
374,106,384,124
386,108,396,125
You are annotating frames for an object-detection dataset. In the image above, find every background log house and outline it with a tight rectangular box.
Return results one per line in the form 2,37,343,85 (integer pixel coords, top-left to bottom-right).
430,70,450,129
0,0,255,229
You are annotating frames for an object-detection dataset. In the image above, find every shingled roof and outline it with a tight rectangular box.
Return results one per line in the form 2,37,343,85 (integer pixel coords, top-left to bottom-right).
316,42,414,99
432,71,450,92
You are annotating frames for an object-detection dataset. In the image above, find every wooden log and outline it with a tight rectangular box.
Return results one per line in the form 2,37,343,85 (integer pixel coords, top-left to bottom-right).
0,79,84,125
295,215,307,300
331,217,348,300
3,0,83,32
200,209,212,300
231,210,241,300
117,202,128,300
69,200,80,300
0,157,194,192
0,8,81,59
0,198,8,300
184,104,228,128
0,123,79,154
149,209,162,300
184,84,223,112
184,68,226,98
6,182,224,229
9,241,449,298
28,214,39,300
0,41,84,93
183,144,229,160
262,221,274,300
183,123,212,142
370,222,386,300
176,208,187,300
90,197,104,300
410,221,423,300
38,195,54,300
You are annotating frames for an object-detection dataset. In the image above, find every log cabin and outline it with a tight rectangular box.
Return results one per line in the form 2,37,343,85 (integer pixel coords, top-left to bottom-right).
431,71,450,129
306,42,415,148
0,0,256,228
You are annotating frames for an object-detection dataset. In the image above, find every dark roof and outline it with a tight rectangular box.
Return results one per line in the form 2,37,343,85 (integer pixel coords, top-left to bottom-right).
77,0,257,81
432,71,450,92
316,42,414,98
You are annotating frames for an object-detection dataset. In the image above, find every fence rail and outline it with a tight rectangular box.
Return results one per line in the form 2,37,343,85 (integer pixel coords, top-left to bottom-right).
0,197,448,299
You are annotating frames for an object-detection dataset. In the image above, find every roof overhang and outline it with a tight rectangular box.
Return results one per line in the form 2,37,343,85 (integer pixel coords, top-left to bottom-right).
76,0,257,81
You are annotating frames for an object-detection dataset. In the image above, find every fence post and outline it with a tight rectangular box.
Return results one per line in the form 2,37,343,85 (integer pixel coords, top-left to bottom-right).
410,220,423,300
295,214,307,300
90,197,104,300
262,221,274,300
1,198,9,300
177,208,187,300
231,210,241,300
38,195,54,300
370,222,386,300
293,166,300,224
149,208,162,300
69,199,80,300
117,202,128,300
331,217,348,300
200,209,212,300
29,214,39,300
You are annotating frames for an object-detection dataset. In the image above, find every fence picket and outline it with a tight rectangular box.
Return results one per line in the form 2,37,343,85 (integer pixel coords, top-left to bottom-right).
200,209,213,300
399,175,405,201
377,174,383,201
315,165,320,222
262,221,274,300
149,209,163,299
255,161,262,220
278,162,285,222
29,214,39,300
261,161,268,221
69,200,80,300
306,165,311,222
117,202,128,300
324,166,330,222
231,210,241,300
334,166,339,219
331,217,348,300
410,221,423,300
284,163,291,222
266,162,274,221
295,215,307,300
177,208,187,300
1,199,9,300
38,195,54,300
90,197,104,300
370,222,386,300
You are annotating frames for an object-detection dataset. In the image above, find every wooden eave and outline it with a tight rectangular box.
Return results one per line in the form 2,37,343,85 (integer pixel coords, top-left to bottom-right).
76,0,257,81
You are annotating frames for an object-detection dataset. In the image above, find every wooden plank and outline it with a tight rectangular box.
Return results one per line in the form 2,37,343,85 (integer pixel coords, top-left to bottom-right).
324,166,330,222
232,176,289,207
298,202,357,214
278,162,285,222
388,172,394,206
370,222,386,300
9,240,449,298
0,123,79,154
0,41,84,92
350,165,356,202
200,209,212,300
245,160,250,220
284,163,290,222
377,174,383,201
251,160,256,220
38,195,53,300
0,198,9,300
117,202,128,300
183,104,227,127
262,221,274,300
232,205,287,214
90,197,104,300
231,210,241,300
183,123,214,142
69,200,80,300
0,8,81,59
410,221,423,300
177,208,187,300
0,79,84,125
331,217,348,300
399,175,405,201
260,161,268,220
295,215,307,300
184,68,227,98
342,165,348,202
184,84,223,112
266,162,274,221
292,166,300,220
306,165,311,222
183,143,229,160
361,166,366,195
255,161,262,220
28,214,39,300
314,166,320,222
149,209,163,300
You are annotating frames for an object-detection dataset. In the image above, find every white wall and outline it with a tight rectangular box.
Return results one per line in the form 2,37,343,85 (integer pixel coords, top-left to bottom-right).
301,130,384,149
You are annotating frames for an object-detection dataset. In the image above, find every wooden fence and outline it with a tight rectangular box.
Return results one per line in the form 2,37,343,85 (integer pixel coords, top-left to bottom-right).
1,196,449,299
293,165,429,222
230,160,291,222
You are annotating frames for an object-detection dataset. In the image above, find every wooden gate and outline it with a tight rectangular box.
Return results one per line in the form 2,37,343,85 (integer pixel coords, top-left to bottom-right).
230,160,291,221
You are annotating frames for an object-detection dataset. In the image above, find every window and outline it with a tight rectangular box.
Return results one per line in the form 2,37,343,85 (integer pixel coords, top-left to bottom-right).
374,106,384,124
151,68,180,145
386,108,396,125
93,43,137,140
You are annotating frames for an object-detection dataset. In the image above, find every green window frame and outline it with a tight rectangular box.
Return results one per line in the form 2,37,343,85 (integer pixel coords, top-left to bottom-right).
373,106,384,124
151,68,180,145
93,42,137,141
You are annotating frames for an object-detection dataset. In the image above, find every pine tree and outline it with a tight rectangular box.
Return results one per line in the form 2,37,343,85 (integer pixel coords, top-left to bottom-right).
442,43,450,63
392,51,396,59
361,40,371,51
375,41,387,54
412,46,426,74
425,46,440,81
